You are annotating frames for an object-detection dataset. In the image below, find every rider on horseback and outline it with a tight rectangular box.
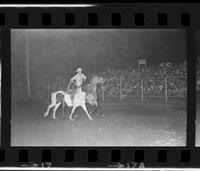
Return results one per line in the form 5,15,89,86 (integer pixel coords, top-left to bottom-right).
69,68,86,100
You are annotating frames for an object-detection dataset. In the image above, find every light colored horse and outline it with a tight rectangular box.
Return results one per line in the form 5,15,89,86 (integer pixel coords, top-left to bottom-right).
43,76,105,121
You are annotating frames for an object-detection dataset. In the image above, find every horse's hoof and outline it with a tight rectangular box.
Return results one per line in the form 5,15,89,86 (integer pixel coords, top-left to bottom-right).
69,118,74,121
89,118,93,121
53,117,57,120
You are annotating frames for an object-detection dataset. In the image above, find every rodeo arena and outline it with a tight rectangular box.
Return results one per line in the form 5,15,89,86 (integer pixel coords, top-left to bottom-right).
11,60,187,146
11,29,189,146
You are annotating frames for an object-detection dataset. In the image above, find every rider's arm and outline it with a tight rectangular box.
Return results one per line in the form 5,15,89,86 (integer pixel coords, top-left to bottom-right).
70,75,76,81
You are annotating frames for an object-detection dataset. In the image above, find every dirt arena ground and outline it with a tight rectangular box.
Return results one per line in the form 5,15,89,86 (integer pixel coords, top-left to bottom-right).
11,97,186,146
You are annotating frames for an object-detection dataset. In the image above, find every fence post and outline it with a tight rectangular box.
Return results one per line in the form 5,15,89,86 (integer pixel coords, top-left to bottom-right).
141,79,144,101
120,77,123,101
62,101,65,117
165,77,168,102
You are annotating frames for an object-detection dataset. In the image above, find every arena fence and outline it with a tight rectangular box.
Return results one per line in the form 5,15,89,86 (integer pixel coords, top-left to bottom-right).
12,76,187,102
101,76,187,102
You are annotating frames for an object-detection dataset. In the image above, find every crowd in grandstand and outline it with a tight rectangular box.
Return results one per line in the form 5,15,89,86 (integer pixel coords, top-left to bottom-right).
98,62,187,96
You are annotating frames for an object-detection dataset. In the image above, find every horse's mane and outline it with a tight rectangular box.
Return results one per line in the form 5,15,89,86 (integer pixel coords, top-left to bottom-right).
82,75,100,93
90,75,96,82
89,75,102,83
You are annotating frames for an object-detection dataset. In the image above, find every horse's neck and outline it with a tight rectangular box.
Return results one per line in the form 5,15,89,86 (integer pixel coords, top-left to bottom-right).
89,79,97,93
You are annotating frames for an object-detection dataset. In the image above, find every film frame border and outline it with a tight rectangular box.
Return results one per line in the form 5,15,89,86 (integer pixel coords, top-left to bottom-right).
0,3,199,168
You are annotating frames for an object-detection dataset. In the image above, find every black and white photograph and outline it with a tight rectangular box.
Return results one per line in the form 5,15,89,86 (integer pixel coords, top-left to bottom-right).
11,29,187,146
196,30,200,146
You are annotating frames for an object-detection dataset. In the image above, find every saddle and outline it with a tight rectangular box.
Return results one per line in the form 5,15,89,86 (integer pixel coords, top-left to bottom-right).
66,84,94,101
66,85,82,101
65,89,76,101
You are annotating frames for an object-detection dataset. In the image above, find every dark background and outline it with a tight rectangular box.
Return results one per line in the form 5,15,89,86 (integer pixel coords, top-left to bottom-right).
196,30,200,63
11,29,186,87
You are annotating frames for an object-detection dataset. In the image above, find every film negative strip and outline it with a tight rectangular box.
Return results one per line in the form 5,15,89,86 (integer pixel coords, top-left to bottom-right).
0,2,200,169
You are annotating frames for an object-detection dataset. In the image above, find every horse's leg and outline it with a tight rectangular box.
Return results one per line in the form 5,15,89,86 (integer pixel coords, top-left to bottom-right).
52,102,61,119
44,101,56,118
69,105,77,121
95,100,102,114
62,101,65,118
81,104,93,120
90,94,99,116
95,101,99,114
94,93,99,113
88,103,98,116
63,94,73,118
44,92,57,118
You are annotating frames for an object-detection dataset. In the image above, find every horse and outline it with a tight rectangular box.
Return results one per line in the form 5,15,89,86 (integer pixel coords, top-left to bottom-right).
43,76,105,121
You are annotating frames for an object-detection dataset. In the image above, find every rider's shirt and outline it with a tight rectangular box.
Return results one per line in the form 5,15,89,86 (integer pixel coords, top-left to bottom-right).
70,73,86,86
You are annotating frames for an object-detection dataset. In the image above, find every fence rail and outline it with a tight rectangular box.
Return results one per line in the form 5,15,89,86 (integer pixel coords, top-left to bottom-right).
12,76,187,102
102,76,187,102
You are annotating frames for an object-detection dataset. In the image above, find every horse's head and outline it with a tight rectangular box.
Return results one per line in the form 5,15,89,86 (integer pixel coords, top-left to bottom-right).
90,76,106,85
